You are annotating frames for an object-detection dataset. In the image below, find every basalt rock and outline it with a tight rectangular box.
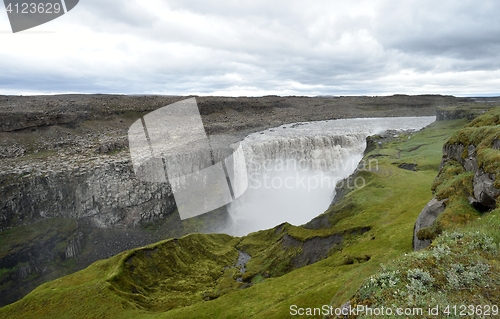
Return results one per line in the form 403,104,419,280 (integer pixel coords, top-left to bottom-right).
470,170,500,212
398,163,418,171
413,198,447,251
413,140,500,250
0,157,177,231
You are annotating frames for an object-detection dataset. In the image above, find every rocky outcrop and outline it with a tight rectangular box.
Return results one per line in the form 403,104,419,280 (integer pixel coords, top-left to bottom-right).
436,108,478,121
441,144,478,172
398,163,418,171
493,139,500,150
281,227,371,268
470,170,500,211
65,233,83,259
0,223,83,306
414,141,500,250
413,198,446,251
442,143,499,209
436,105,493,121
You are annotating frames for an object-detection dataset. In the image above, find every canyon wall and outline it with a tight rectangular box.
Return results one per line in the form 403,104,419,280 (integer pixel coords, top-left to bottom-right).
0,157,175,231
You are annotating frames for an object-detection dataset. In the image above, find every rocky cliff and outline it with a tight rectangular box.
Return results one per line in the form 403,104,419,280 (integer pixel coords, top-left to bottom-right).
413,108,500,250
1,156,175,231
435,98,500,121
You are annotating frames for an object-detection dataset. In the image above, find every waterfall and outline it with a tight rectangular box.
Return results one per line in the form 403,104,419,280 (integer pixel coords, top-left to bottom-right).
223,116,436,236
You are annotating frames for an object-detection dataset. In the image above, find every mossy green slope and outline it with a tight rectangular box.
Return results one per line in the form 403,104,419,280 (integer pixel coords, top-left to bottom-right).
0,119,469,319
349,215,500,319
419,108,500,241
348,108,500,318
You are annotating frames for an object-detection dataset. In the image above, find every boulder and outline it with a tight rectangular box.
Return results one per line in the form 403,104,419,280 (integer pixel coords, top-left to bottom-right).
413,198,446,251
493,139,500,150
442,144,464,163
398,163,417,171
469,170,500,212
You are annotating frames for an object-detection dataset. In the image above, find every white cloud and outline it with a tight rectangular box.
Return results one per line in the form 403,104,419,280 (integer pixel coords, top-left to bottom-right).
0,0,499,95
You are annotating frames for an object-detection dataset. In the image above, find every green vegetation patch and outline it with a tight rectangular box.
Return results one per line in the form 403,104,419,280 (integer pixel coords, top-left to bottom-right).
351,211,500,319
108,233,240,312
237,223,366,282
448,107,500,174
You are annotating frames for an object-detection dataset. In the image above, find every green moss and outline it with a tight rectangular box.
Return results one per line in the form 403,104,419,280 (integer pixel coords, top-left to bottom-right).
467,107,500,127
446,108,500,174
352,213,500,317
434,170,473,200
437,104,496,122
237,224,302,279
107,233,241,312
431,160,465,192
479,147,500,174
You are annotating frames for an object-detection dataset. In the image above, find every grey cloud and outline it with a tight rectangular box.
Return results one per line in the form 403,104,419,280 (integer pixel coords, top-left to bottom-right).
74,0,159,29
0,0,499,95
373,0,500,60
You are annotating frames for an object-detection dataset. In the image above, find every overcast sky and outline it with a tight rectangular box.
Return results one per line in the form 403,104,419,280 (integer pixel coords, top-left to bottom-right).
1,0,500,96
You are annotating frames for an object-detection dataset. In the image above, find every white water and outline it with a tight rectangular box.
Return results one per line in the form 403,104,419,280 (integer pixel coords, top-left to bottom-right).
223,116,436,236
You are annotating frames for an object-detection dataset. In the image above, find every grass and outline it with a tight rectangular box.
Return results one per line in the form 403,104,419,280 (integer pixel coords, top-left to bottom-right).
0,117,479,319
416,108,500,241
350,214,500,319
343,108,500,318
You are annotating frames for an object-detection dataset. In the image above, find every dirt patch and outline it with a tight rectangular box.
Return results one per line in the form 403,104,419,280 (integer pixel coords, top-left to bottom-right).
302,215,331,230
398,163,418,171
407,144,428,152
290,235,343,268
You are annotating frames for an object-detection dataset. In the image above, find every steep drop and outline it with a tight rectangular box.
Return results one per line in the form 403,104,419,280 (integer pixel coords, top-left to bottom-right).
225,117,436,235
